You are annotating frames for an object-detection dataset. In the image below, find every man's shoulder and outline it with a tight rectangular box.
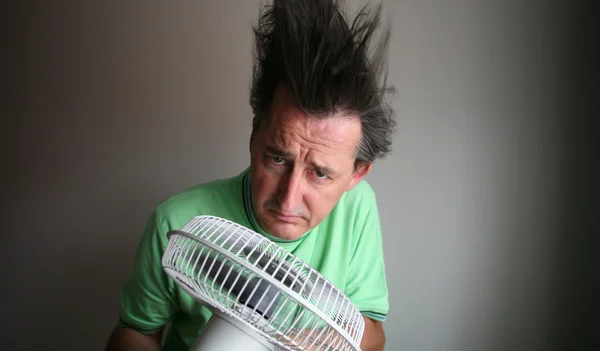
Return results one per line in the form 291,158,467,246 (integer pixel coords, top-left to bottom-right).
153,169,247,225
339,178,378,210
160,173,239,206
325,178,381,237
314,179,379,238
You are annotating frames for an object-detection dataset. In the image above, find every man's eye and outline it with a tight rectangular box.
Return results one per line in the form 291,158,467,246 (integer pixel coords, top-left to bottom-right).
314,170,328,179
270,156,285,165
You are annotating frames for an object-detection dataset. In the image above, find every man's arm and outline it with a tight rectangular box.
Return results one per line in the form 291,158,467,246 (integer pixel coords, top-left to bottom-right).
108,210,178,350
105,326,164,351
360,316,385,351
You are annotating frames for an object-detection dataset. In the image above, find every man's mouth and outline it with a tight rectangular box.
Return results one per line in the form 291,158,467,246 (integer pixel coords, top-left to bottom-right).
270,209,301,223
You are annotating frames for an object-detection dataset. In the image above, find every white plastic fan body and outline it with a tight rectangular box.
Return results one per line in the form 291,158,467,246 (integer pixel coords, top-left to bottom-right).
161,215,365,351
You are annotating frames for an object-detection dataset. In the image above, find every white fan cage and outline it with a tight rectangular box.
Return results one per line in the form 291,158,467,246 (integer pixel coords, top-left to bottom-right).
162,215,365,351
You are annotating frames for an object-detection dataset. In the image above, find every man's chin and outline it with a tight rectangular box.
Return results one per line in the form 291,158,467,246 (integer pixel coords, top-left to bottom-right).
261,220,305,241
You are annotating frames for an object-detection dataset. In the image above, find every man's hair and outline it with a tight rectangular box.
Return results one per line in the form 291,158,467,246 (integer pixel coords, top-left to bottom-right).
249,0,396,165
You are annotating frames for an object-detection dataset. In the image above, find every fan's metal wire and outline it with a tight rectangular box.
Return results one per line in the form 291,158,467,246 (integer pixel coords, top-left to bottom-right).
161,215,365,351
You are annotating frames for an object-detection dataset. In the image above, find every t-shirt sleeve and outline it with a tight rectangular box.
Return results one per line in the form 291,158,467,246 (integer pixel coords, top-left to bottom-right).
118,210,179,333
345,194,390,322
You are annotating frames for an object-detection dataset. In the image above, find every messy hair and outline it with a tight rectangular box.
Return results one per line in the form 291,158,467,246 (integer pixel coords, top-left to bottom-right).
249,0,396,165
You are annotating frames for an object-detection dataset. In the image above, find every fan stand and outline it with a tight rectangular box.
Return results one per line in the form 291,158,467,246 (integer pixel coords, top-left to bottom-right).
190,309,277,351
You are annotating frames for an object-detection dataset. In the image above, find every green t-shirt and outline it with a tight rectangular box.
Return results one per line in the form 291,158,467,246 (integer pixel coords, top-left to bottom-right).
118,167,389,350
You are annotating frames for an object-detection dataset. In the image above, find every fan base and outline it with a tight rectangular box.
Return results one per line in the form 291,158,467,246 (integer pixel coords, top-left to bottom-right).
190,311,276,351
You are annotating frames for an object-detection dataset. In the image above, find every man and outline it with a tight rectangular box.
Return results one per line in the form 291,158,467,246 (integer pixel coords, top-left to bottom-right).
106,0,396,350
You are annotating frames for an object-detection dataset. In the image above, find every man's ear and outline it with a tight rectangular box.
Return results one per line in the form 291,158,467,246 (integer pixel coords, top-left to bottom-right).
346,162,372,191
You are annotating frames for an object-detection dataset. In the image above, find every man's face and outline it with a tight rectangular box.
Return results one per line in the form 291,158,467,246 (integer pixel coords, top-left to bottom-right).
249,85,371,240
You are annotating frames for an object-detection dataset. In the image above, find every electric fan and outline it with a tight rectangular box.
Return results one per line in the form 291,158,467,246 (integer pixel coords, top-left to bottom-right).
161,215,365,351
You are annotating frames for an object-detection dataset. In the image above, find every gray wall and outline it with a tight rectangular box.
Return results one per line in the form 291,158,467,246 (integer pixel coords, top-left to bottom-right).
5,1,594,350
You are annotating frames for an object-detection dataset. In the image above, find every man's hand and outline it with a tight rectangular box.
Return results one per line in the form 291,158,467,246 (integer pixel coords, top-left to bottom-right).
105,326,163,351
360,317,385,351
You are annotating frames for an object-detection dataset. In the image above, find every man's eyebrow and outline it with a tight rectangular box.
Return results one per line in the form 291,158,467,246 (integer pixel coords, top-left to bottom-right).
265,146,337,175
264,146,293,158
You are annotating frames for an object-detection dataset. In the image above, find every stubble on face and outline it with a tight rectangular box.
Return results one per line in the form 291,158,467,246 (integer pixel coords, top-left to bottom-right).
249,85,369,240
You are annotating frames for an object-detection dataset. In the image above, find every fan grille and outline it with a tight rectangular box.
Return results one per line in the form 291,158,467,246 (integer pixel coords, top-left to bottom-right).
161,216,365,351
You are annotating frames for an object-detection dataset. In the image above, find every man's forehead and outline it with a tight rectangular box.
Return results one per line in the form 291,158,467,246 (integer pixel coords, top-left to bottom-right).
264,116,359,150
260,85,362,157
268,84,361,127
266,108,360,139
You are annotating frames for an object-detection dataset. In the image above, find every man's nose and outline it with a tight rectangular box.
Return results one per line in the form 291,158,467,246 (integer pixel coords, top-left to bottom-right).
277,171,303,213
